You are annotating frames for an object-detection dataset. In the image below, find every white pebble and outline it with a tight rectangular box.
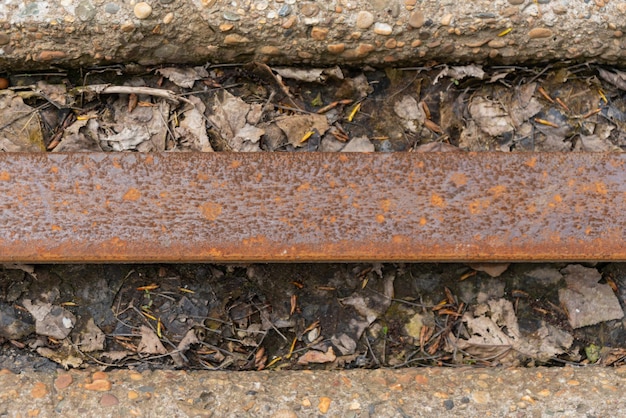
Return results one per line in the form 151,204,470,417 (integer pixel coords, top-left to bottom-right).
374,22,392,35
134,2,152,20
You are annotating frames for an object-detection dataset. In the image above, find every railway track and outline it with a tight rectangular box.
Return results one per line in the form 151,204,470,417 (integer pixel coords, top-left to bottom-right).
0,151,624,263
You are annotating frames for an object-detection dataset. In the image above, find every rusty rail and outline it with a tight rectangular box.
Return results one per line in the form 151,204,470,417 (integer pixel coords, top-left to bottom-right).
0,152,624,263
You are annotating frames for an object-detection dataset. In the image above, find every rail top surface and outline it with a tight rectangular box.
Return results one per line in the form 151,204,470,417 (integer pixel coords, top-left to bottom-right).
0,152,624,263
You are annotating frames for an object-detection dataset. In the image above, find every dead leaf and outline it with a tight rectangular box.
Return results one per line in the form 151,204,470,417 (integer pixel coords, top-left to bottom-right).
157,66,209,88
297,347,336,365
76,318,106,352
53,115,102,152
273,66,343,83
170,328,200,367
341,135,374,152
22,299,76,340
208,90,265,151
137,325,167,355
101,126,150,151
0,92,45,152
275,114,329,148
434,64,485,84
468,263,510,278
37,345,83,369
598,68,626,91
175,96,213,152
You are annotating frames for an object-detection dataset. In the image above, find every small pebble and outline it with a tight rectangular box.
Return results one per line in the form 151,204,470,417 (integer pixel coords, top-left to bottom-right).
30,382,48,399
85,379,112,392
528,27,553,39
0,77,9,90
278,5,291,17
128,390,140,400
443,399,455,410
163,12,174,24
54,374,73,390
100,394,119,407
373,22,392,35
356,11,374,29
408,11,424,28
301,3,320,17
318,397,332,414
223,11,240,21
134,2,152,20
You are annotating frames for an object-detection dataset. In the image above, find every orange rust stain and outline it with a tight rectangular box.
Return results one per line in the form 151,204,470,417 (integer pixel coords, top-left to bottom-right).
419,217,427,226
50,166,59,174
1,171,13,181
297,182,311,192
392,235,405,244
585,226,592,235
431,193,446,208
330,216,336,223
197,173,209,181
468,200,481,215
595,182,608,195
255,173,263,182
417,161,424,168
230,160,242,169
328,180,337,188
160,191,169,198
553,194,562,203
524,157,537,168
49,184,55,191
450,172,467,187
242,235,267,246
376,214,385,223
123,188,141,201
568,179,575,187
51,225,62,231
489,185,506,197
62,200,69,206
112,159,122,169
161,225,167,232
526,202,537,214
144,155,154,165
274,196,282,203
352,202,360,208
95,184,101,190
379,198,392,213
339,155,348,162
200,202,223,221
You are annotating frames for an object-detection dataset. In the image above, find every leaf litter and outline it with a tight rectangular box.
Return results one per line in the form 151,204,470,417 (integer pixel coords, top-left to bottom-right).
1,62,626,371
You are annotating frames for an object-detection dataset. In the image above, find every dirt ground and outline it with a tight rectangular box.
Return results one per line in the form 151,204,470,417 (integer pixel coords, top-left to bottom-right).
1,262,625,372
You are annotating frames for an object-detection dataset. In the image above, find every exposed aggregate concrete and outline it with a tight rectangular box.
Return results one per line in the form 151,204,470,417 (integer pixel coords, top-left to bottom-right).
1,366,625,417
0,0,626,69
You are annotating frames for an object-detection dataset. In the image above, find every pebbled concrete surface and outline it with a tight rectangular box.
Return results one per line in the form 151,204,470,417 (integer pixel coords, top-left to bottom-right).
1,0,626,69
2,366,625,417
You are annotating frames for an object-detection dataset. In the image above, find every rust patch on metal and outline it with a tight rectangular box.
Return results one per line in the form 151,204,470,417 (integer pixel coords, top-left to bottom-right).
0,152,625,262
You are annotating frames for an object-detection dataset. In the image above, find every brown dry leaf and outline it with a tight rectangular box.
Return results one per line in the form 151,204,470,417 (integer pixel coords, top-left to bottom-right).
37,345,83,369
156,66,209,88
0,92,45,152
453,299,573,364
175,95,213,152
468,263,510,278
273,66,343,83
76,318,106,352
22,299,75,340
137,325,167,355
341,135,374,152
297,347,336,365
276,114,329,148
53,115,102,152
208,90,264,151
170,328,200,367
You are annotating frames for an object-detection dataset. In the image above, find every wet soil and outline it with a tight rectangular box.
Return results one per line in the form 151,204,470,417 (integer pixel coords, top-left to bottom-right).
2,262,625,372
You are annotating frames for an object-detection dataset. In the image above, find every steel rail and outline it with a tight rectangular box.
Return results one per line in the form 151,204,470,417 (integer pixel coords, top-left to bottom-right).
0,152,624,263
